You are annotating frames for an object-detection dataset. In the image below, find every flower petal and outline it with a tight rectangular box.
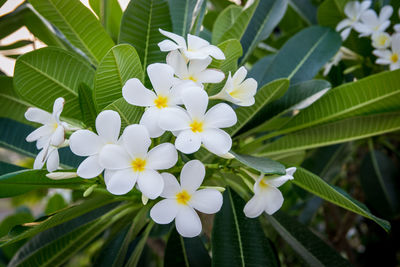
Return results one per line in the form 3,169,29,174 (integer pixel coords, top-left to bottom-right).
50,125,65,146
140,108,164,138
196,69,225,84
175,130,202,154
46,148,59,172
69,130,103,156
147,63,175,95
25,108,53,125
201,128,232,155
26,125,53,142
150,199,180,224
137,169,164,199
166,50,189,79
99,144,131,169
160,172,181,198
180,160,204,193
190,189,222,214
52,97,65,120
243,194,267,218
34,149,46,170
199,45,225,60
182,87,208,119
121,124,151,158
96,110,121,143
159,107,191,131
187,34,209,49
159,29,187,48
204,103,237,128
77,155,104,178
232,66,247,84
146,143,177,170
379,5,393,21
188,57,212,74
263,186,284,215
122,78,156,107
105,169,137,195
175,205,202,237
158,39,180,51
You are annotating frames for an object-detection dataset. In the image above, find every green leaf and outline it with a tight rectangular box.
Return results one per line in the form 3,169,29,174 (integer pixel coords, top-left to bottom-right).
258,112,400,156
266,211,352,267
78,83,98,130
256,26,341,86
292,167,390,231
0,40,32,50
239,0,288,64
360,143,400,218
317,0,348,28
230,152,285,175
227,78,289,136
288,0,317,25
89,0,123,42
45,194,67,215
29,0,115,65
164,228,211,267
103,98,144,129
211,5,241,45
240,79,331,137
94,44,144,110
14,47,95,120
211,188,279,267
0,210,34,238
0,195,118,246
191,0,207,36
212,1,258,45
0,169,87,198
8,203,135,266
125,221,154,267
0,76,31,124
168,0,198,36
119,0,172,69
0,119,82,168
277,69,400,135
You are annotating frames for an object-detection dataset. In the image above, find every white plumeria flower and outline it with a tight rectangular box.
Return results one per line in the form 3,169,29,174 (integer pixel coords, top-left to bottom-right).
159,87,237,155
243,167,296,218
166,50,225,87
99,124,178,198
150,160,223,237
323,46,360,76
209,66,257,106
336,1,371,40
25,97,67,150
123,63,185,138
373,33,400,70
158,29,225,61
34,145,60,172
354,5,393,37
371,31,391,49
69,110,121,179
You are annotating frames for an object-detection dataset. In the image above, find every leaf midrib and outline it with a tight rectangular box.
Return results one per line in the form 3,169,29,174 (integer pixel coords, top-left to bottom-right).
228,189,245,267
261,118,400,156
19,60,78,96
46,0,99,64
280,89,400,135
143,0,154,69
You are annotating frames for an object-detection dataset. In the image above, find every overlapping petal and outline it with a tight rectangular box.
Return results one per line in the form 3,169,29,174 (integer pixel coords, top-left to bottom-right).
190,189,222,214
122,78,156,107
137,169,164,199
175,205,202,238
150,199,180,224
146,143,177,170
180,160,204,193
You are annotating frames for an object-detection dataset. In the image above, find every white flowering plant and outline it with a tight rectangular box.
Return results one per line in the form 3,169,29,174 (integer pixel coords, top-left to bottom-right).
0,0,399,266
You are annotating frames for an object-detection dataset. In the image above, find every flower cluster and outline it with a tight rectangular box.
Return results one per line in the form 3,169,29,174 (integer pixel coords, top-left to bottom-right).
24,30,295,237
325,1,400,75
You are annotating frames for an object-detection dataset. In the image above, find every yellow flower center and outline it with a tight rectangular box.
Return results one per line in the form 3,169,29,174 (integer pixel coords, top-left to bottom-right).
377,35,388,46
259,179,269,189
190,120,204,133
176,190,191,205
391,53,399,63
229,89,241,98
154,95,168,109
187,76,197,82
131,158,146,172
52,122,58,131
